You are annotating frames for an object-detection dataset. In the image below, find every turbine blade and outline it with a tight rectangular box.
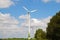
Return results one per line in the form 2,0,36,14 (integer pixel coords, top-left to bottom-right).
23,6,29,12
31,10,37,12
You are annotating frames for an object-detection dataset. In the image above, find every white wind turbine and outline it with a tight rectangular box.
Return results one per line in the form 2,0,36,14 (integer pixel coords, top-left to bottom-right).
23,6,37,40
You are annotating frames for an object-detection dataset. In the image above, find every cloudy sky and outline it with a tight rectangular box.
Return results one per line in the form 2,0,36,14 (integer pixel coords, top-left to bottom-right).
0,0,60,38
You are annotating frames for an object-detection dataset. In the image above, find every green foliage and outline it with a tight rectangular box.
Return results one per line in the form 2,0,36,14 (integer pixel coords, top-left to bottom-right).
47,11,60,40
0,39,2,40
0,38,36,40
0,38,48,40
34,29,46,40
1,38,27,40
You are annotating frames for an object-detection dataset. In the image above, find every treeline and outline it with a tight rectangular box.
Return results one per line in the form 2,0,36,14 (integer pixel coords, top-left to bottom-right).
35,11,60,40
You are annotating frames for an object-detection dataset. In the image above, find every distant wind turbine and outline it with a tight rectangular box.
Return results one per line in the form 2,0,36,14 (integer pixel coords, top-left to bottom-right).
23,6,37,40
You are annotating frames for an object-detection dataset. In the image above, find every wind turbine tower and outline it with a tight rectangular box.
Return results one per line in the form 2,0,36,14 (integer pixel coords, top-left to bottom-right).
23,6,37,40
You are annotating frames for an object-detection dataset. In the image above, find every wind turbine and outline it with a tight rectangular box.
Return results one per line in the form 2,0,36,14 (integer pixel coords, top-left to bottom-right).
23,6,37,40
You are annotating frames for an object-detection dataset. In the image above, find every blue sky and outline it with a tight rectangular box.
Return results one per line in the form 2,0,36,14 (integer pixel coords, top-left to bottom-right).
0,0,60,19
0,0,60,38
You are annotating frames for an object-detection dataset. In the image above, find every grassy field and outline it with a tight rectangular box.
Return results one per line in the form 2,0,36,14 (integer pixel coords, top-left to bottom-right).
1,38,36,40
0,38,48,40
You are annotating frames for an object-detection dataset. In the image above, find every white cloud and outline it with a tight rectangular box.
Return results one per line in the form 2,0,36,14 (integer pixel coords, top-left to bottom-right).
19,14,52,37
19,14,28,19
42,0,60,3
0,0,14,8
19,14,52,31
0,13,52,38
55,0,60,3
0,13,31,38
42,0,50,3
0,12,20,38
0,12,19,25
31,17,51,31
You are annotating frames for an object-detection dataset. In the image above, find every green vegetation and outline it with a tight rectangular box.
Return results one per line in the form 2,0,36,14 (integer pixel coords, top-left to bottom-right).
0,38,48,40
34,29,47,40
47,11,60,40
0,38,36,40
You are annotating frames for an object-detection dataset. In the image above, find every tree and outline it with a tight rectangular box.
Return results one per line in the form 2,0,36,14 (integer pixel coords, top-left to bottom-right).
47,11,60,40
34,29,46,40
0,39,2,40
